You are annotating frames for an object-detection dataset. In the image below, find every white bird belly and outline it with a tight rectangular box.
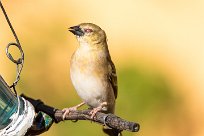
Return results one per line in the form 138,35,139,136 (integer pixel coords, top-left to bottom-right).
70,67,106,108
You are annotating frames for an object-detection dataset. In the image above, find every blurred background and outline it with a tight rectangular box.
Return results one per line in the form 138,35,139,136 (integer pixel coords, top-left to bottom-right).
0,0,204,136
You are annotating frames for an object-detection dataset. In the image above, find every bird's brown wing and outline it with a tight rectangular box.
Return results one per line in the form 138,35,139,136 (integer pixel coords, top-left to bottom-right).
108,59,118,99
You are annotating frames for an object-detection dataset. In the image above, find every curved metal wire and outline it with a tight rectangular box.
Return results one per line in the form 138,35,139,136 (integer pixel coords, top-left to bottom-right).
0,1,24,94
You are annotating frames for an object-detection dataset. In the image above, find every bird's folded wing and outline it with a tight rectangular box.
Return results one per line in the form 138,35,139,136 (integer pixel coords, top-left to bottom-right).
108,59,118,99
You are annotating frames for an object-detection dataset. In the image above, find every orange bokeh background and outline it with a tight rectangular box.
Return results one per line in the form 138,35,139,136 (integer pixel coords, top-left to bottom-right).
0,0,204,136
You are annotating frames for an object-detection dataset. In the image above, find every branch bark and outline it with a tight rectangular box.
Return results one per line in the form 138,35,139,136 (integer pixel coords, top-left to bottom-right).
54,109,140,132
21,94,140,133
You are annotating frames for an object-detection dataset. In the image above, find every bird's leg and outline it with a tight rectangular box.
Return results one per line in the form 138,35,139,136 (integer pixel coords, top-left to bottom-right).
90,102,107,119
62,102,85,120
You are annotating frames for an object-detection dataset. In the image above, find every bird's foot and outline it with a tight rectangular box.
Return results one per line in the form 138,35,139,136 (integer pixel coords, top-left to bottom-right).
62,102,85,120
90,102,107,119
62,107,77,120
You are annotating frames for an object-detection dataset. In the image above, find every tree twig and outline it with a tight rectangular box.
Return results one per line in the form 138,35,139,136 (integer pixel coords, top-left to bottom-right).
54,109,140,132
21,94,140,133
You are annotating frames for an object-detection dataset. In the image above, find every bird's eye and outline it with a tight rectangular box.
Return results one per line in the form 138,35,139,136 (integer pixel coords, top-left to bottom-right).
84,28,93,33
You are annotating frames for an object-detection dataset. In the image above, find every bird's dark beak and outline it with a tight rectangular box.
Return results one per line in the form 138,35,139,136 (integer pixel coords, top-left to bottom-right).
68,26,84,36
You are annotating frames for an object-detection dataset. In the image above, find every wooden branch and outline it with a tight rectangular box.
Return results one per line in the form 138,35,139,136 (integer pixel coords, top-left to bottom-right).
20,94,140,133
54,109,140,132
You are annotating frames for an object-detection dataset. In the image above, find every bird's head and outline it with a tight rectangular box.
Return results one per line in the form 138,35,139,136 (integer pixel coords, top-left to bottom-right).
68,23,107,45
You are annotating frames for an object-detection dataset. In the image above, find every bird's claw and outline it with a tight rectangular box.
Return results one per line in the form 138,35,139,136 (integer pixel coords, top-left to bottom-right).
62,107,77,120
62,102,85,120
90,102,107,119
90,107,102,119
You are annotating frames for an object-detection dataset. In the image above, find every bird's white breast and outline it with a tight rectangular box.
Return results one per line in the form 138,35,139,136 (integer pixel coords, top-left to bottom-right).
70,45,107,108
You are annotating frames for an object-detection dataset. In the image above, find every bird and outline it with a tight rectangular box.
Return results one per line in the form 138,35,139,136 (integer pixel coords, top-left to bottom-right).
63,23,120,136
